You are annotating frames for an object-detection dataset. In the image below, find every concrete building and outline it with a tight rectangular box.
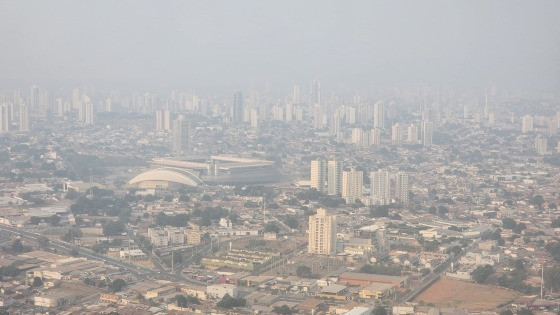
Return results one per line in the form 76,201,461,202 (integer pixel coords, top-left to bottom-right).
172,116,189,154
327,160,343,196
310,159,326,193
522,115,534,133
535,134,547,155
422,121,433,147
342,168,363,204
392,123,403,146
308,208,337,255
206,284,239,299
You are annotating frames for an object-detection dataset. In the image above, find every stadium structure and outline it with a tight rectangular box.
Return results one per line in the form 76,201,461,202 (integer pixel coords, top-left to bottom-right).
128,155,281,189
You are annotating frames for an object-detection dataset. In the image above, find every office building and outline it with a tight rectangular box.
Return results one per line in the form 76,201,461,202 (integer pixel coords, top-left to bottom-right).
535,135,547,155
342,168,363,204
308,208,337,255
522,115,533,133
327,160,343,196
310,159,326,193
172,117,189,154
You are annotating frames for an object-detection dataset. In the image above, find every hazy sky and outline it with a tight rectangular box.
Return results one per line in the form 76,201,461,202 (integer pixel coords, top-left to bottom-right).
0,0,559,92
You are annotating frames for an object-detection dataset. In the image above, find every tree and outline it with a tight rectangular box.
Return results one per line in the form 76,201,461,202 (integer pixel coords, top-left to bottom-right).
33,276,43,287
201,194,212,202
264,223,280,234
29,216,42,225
273,305,293,315
373,306,387,315
216,293,246,309
70,248,79,257
283,216,299,229
176,295,188,308
530,195,545,209
296,265,313,278
550,217,560,228
12,239,26,253
108,278,126,293
500,310,513,315
37,236,50,249
103,221,125,236
471,264,493,283
513,223,527,234
49,215,61,226
517,309,533,315
502,217,517,230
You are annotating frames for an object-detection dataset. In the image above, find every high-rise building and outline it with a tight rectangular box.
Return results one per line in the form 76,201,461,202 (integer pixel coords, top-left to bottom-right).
407,124,419,144
373,101,385,129
19,104,29,131
308,208,337,255
30,85,40,109
327,160,343,196
292,85,300,104
155,110,171,131
232,91,244,124
311,80,321,106
370,128,381,146
342,168,363,204
556,111,560,129
395,172,409,204
422,121,433,147
371,170,391,205
392,123,402,146
250,109,259,128
330,113,341,136
522,115,533,133
285,103,293,122
0,104,9,132
172,117,189,154
548,119,557,135
105,98,112,112
310,159,326,193
84,102,94,125
535,134,547,155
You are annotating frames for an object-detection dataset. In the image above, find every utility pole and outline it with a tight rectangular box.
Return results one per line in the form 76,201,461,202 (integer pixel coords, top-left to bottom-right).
171,250,174,274
541,263,544,299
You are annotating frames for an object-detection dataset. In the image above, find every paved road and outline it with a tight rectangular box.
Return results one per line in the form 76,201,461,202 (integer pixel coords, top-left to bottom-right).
0,224,207,286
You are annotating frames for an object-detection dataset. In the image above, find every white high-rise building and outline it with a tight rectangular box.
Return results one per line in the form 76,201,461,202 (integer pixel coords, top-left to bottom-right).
285,103,293,122
327,160,343,196
556,111,560,129
371,170,391,205
19,104,29,131
342,168,363,204
292,85,300,104
407,124,419,144
373,101,385,129
535,135,547,155
330,113,341,136
311,80,321,106
155,110,171,131
0,104,9,132
310,159,326,193
308,208,337,255
370,128,381,146
522,115,534,133
392,123,403,146
396,172,410,204
250,109,259,129
422,121,433,147
352,128,363,146
84,102,94,125
30,85,40,109
172,117,189,154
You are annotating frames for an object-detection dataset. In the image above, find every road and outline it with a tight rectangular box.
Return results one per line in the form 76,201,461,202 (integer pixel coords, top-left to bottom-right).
0,224,207,286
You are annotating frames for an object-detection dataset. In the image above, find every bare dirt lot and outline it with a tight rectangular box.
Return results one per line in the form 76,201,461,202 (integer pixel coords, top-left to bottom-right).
414,277,518,310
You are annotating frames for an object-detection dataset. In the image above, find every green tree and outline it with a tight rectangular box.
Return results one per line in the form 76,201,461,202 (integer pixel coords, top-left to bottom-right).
109,278,126,292
70,248,79,257
49,215,61,226
29,216,42,225
471,264,493,283
176,295,188,308
373,306,387,315
273,305,293,314
296,265,313,278
37,236,50,249
264,223,280,234
530,195,545,209
33,276,43,287
502,217,517,230
500,310,513,315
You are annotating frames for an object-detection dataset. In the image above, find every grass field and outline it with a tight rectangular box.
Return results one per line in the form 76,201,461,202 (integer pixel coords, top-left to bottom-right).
414,277,518,310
